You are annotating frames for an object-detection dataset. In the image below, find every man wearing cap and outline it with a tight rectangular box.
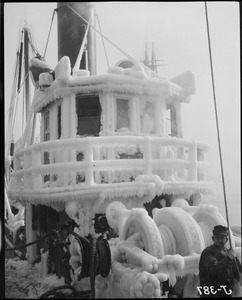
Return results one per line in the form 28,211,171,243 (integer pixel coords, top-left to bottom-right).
198,225,241,298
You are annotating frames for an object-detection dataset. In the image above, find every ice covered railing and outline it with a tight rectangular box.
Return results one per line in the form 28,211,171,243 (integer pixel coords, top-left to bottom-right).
8,135,214,203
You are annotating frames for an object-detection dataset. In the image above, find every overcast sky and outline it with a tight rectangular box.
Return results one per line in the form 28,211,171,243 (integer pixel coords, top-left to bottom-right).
4,2,240,224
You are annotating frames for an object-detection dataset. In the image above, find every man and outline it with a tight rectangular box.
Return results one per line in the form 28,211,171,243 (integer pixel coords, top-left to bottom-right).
199,225,241,298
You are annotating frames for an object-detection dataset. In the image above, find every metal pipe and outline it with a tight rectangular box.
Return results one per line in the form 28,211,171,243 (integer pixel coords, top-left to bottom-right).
57,2,96,74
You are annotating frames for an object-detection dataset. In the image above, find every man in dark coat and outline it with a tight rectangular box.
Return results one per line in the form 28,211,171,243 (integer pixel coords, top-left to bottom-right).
199,225,241,298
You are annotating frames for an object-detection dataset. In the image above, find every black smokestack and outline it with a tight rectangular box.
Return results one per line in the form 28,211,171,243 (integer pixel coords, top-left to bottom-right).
57,2,96,74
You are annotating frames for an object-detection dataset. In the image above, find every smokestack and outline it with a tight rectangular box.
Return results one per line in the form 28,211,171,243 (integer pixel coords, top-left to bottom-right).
57,2,96,74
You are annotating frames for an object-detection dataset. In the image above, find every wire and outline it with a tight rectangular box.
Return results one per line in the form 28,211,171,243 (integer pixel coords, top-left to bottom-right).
22,83,25,135
28,30,43,59
204,2,231,246
43,10,56,58
73,12,93,72
96,13,110,68
66,4,167,82
5,231,53,252
5,48,20,155
11,71,31,143
89,235,96,298
66,4,139,65
17,33,24,92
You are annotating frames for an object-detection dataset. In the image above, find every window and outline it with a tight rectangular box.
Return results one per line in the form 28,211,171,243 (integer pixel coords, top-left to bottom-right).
141,101,155,134
43,111,50,182
166,108,171,136
167,105,178,137
58,105,61,139
76,95,101,136
116,98,130,131
44,111,50,142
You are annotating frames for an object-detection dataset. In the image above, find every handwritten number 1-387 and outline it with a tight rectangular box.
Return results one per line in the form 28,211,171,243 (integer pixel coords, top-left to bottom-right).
197,285,232,295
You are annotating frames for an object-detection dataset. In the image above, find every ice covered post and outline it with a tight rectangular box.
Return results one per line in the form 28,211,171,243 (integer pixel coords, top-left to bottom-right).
187,140,197,181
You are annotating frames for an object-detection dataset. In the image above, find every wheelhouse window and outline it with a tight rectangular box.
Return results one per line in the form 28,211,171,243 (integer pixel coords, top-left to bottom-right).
166,108,171,137
115,98,130,131
44,111,50,142
58,105,61,139
140,101,155,134
76,95,101,136
43,110,50,181
167,105,178,137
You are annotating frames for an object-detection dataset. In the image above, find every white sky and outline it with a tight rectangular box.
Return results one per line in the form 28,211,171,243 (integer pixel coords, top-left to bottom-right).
4,2,240,224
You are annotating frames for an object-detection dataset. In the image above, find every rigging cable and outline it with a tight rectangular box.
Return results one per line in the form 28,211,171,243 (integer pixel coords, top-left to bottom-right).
17,30,24,92
43,9,56,59
73,11,93,73
5,46,20,157
96,13,110,68
22,78,25,135
12,71,31,144
204,2,232,246
66,4,166,81
28,30,43,59
66,5,140,65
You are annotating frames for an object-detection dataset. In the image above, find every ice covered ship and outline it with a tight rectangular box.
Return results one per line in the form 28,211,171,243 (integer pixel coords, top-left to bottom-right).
6,2,241,298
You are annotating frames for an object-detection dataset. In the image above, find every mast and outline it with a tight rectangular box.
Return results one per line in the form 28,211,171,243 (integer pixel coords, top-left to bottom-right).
24,27,30,122
151,42,157,73
143,41,149,68
57,2,96,74
142,41,167,74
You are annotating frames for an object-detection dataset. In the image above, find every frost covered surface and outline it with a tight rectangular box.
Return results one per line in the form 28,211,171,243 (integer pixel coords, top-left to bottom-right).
8,133,215,206
6,51,241,298
5,258,65,298
5,201,242,298
8,54,214,208
99,202,242,298
32,58,189,113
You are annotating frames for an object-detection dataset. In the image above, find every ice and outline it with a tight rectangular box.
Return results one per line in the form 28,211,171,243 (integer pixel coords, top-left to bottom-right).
6,54,241,298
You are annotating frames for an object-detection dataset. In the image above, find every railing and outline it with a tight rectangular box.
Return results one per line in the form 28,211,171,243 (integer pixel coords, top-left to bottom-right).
12,136,209,190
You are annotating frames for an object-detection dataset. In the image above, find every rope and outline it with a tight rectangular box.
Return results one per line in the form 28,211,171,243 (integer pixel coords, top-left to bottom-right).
28,30,43,59
204,7,241,281
89,235,96,299
11,70,31,143
11,92,20,143
69,233,98,298
22,82,25,134
66,4,140,66
204,2,231,247
66,4,166,81
73,12,93,73
5,235,26,260
5,228,109,298
39,285,76,299
17,33,24,92
95,13,109,68
5,47,20,157
71,232,90,278
95,236,111,278
39,284,91,299
66,4,136,63
43,10,56,58
5,230,55,252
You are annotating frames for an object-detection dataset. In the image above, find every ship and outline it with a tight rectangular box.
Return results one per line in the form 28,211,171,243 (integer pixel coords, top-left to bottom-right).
4,2,241,298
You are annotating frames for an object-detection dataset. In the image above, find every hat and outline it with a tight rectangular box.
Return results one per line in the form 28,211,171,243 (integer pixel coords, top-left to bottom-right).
213,225,229,237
